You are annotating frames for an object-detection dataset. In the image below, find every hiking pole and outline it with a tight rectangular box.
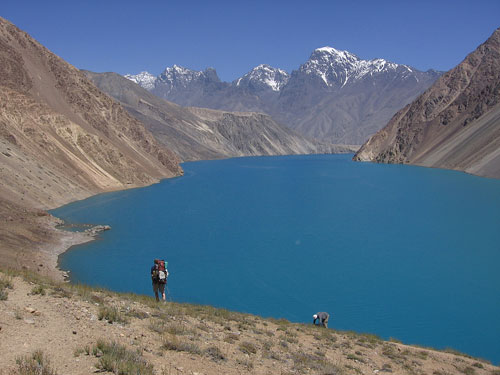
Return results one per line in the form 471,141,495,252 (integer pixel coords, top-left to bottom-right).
166,285,172,302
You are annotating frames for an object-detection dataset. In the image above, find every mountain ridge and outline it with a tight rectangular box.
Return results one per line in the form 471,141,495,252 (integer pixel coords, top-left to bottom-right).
125,47,441,144
84,70,355,162
0,16,182,209
353,27,500,179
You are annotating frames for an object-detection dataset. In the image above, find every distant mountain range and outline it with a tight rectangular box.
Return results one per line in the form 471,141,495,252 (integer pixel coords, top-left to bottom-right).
84,71,351,162
354,27,500,179
126,48,441,144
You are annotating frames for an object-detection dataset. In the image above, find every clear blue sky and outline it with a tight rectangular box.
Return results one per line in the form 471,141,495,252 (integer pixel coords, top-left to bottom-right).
2,0,499,82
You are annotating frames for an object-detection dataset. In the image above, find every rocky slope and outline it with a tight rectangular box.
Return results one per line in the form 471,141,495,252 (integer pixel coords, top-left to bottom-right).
85,71,354,162
126,49,440,144
0,17,182,274
0,17,182,209
1,270,498,375
354,27,500,179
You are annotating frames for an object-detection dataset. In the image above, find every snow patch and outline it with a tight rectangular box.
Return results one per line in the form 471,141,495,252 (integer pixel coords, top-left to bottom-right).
124,71,156,90
299,47,420,88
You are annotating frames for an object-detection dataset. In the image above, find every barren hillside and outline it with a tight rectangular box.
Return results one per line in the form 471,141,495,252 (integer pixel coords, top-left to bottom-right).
0,17,182,276
354,27,500,178
1,270,498,375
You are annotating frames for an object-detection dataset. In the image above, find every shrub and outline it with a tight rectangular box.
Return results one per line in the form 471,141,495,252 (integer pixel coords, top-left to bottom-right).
0,275,13,300
162,335,201,355
14,308,23,320
92,340,153,375
291,351,343,374
98,305,128,324
239,341,257,355
236,358,254,370
50,287,72,299
124,307,149,320
0,275,13,289
30,285,46,296
204,346,226,362
347,353,365,363
223,333,240,344
15,350,58,375
461,367,476,375
165,323,195,336
148,319,166,334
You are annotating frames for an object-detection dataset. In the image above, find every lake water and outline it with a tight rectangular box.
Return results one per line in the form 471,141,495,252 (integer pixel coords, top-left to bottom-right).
53,154,500,363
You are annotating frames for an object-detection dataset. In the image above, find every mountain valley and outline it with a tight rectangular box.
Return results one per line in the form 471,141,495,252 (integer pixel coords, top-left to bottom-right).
126,48,441,144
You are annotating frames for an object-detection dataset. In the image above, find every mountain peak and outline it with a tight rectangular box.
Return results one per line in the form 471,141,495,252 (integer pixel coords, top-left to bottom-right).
313,46,359,61
301,46,419,87
235,64,289,92
124,71,156,90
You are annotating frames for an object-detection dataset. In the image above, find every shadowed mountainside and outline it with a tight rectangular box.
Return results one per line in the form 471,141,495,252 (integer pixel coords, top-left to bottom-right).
354,27,500,179
83,71,355,162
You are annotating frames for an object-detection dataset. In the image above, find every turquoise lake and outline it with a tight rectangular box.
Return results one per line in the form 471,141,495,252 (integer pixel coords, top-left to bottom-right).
52,154,500,363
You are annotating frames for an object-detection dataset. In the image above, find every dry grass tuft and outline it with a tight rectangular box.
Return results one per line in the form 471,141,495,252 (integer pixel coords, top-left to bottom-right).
14,350,58,375
91,340,153,375
98,305,128,324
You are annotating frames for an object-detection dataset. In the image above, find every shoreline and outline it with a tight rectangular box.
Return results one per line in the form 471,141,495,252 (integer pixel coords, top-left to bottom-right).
32,216,99,282
45,152,357,281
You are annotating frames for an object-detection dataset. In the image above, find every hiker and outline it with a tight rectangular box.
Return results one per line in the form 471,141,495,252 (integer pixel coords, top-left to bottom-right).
151,259,168,302
313,312,329,328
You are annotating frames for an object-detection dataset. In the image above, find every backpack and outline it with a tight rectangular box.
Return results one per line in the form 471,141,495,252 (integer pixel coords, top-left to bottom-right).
157,260,168,284
151,263,159,282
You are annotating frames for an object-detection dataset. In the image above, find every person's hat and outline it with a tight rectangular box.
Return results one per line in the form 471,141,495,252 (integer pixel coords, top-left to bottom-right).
313,314,318,319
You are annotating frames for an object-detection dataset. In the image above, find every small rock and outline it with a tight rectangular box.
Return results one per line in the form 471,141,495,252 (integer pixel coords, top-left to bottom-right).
176,367,184,372
24,319,35,324
73,330,77,335
25,307,35,314
120,333,125,337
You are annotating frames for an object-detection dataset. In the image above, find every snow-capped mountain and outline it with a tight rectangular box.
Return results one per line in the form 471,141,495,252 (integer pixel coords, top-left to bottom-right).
156,65,220,91
124,46,441,144
234,64,290,92
124,71,156,90
300,46,415,87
